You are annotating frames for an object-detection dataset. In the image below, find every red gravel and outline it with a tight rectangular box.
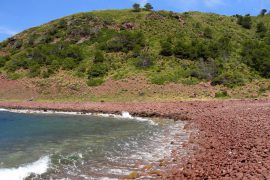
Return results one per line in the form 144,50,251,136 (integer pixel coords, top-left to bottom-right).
0,99,269,179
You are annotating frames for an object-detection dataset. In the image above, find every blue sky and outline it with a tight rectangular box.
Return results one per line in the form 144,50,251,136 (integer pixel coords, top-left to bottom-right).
1,0,270,41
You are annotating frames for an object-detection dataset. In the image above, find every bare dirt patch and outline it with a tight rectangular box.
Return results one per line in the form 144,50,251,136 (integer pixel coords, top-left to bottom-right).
0,73,269,101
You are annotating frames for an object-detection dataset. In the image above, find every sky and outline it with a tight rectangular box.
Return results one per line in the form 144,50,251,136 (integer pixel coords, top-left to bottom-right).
1,0,270,41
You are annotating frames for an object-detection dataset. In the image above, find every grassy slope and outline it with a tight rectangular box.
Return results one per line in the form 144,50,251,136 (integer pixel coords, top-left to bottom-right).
0,9,270,102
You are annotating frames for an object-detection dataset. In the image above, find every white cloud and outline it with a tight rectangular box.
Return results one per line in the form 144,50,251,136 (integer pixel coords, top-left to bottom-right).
0,26,18,36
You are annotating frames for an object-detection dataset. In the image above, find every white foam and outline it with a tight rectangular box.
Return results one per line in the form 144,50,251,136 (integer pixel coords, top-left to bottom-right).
0,156,50,180
0,108,157,125
96,112,158,126
121,111,133,119
0,108,92,116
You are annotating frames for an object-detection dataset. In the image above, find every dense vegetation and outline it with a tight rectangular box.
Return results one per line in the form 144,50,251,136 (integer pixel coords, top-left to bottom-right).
0,6,270,87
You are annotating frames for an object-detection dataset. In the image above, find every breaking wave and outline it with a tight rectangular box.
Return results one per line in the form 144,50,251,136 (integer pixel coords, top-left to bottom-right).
0,156,50,180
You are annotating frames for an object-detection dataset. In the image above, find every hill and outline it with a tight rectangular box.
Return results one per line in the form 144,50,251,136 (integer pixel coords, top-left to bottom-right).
0,9,270,101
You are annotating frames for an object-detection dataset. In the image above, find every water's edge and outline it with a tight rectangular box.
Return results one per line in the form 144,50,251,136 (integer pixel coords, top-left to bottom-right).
0,108,191,179
0,108,157,125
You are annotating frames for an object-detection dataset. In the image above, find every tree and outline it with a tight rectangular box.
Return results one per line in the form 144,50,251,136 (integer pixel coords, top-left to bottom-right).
144,3,153,11
260,9,267,16
132,3,141,12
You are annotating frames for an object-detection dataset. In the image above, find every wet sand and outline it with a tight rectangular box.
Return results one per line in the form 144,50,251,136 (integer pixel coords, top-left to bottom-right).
0,99,269,179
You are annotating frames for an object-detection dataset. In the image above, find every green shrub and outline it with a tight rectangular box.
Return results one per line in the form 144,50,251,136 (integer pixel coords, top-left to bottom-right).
76,65,87,74
150,74,169,85
94,29,117,45
25,36,35,47
6,43,84,72
28,63,41,78
62,58,77,70
211,71,247,88
93,51,105,63
160,39,173,56
7,73,22,80
48,26,58,36
88,63,108,78
51,59,61,70
191,59,218,80
215,90,229,98
132,45,142,58
0,57,7,67
258,85,270,94
134,55,153,69
203,27,213,39
241,40,270,78
150,69,190,85
181,77,200,85
256,22,267,34
5,61,18,72
41,68,54,78
12,40,23,49
5,56,28,72
104,31,145,53
58,19,67,29
34,35,52,44
87,78,104,86
237,14,252,29
173,38,192,59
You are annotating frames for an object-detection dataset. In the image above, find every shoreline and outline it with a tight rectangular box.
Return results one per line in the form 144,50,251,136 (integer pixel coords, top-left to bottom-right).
0,105,191,179
0,99,270,179
0,108,158,126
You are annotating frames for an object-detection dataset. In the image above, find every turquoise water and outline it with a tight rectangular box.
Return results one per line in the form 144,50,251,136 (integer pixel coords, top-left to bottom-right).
0,110,188,179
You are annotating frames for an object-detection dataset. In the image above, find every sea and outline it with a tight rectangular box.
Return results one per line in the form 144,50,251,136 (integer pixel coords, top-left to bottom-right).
0,109,189,179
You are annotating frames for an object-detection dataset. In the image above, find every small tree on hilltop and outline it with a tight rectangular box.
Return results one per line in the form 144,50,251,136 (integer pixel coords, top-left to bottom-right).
144,3,153,11
132,3,141,12
260,9,267,16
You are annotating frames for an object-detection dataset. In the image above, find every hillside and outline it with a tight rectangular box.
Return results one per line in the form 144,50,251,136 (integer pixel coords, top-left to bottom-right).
0,9,270,101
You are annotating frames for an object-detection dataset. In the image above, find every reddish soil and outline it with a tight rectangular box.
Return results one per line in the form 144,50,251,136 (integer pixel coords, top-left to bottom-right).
1,74,268,101
0,75,218,100
0,75,37,99
0,99,269,179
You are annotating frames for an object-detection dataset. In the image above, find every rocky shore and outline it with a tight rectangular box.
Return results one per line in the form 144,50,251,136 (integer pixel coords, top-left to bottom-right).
0,99,269,179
